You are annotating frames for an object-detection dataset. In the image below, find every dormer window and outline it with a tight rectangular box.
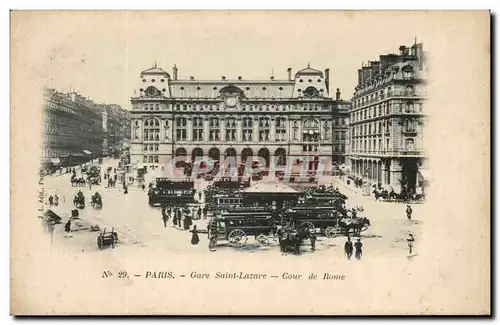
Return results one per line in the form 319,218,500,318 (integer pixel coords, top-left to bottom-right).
403,67,414,80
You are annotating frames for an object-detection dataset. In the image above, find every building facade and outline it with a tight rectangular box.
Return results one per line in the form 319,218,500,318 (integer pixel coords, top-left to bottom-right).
347,42,427,193
100,104,131,156
42,89,104,166
129,65,350,169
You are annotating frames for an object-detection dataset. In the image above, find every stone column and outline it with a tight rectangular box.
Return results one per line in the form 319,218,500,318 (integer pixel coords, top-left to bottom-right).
389,158,403,192
203,117,210,142
187,117,193,142
253,117,259,143
221,118,226,142
270,118,276,143
236,118,242,142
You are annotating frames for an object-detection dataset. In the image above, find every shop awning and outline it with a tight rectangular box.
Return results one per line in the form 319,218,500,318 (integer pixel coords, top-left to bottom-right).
83,150,92,155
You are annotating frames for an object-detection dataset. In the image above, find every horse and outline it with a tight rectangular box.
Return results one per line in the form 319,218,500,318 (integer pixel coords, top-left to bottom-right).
279,227,310,255
373,189,390,201
91,195,102,209
339,217,371,236
73,195,85,209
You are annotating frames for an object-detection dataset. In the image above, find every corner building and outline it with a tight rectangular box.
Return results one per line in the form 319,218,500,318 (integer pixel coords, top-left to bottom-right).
129,65,350,169
348,42,427,193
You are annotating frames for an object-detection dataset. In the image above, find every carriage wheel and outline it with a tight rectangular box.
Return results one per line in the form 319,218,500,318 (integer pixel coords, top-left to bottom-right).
256,234,269,246
300,222,315,231
228,229,247,247
325,226,338,238
97,237,103,250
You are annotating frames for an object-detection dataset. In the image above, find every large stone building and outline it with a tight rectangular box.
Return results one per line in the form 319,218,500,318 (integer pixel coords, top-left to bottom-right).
42,89,104,167
100,104,131,156
42,89,129,168
347,42,427,192
129,65,350,170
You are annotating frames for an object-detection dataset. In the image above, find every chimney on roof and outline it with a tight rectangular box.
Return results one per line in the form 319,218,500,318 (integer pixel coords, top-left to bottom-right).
238,76,242,80
190,76,194,81
173,65,178,80
336,88,341,101
399,45,407,56
324,69,330,95
222,76,226,80
358,69,363,85
287,68,292,81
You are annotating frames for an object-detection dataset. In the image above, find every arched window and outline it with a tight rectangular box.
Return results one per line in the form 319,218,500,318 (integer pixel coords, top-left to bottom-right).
276,117,287,142
226,117,237,141
192,117,203,141
242,117,253,141
302,118,320,145
259,117,270,142
209,117,220,141
403,66,414,80
143,118,160,142
176,117,187,141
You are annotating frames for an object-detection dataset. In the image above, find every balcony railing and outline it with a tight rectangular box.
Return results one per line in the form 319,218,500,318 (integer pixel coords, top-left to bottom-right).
353,91,426,109
348,149,425,157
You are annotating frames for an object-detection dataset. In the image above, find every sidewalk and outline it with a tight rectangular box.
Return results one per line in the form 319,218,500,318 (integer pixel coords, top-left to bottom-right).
327,176,378,203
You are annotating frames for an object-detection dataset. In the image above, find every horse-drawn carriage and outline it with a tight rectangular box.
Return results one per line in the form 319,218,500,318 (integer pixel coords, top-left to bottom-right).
148,178,196,206
97,227,118,250
91,193,103,209
373,188,425,204
283,206,370,238
73,194,85,209
210,209,278,247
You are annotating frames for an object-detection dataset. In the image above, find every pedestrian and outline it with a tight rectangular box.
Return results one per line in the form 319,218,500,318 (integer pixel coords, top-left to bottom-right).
162,213,168,228
141,184,145,191
198,190,202,202
208,221,218,252
202,206,208,219
124,185,128,195
197,206,202,220
64,219,72,238
354,238,363,260
407,233,415,255
309,231,316,252
173,213,178,227
344,236,353,260
190,225,200,245
48,195,54,206
183,214,191,230
406,205,413,220
54,194,59,206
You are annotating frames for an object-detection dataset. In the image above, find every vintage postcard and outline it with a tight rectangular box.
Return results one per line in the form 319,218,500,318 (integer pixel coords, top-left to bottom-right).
10,11,490,315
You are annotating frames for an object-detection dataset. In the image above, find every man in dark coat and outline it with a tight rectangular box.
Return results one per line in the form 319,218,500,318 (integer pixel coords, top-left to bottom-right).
162,212,168,228
309,231,317,252
406,205,413,220
344,237,353,260
64,220,72,237
354,238,363,260
197,207,202,219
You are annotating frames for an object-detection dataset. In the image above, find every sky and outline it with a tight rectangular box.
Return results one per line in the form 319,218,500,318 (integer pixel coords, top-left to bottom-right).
14,11,432,109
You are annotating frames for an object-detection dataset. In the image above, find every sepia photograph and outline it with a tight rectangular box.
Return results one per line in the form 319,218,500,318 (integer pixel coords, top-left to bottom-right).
10,10,490,315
